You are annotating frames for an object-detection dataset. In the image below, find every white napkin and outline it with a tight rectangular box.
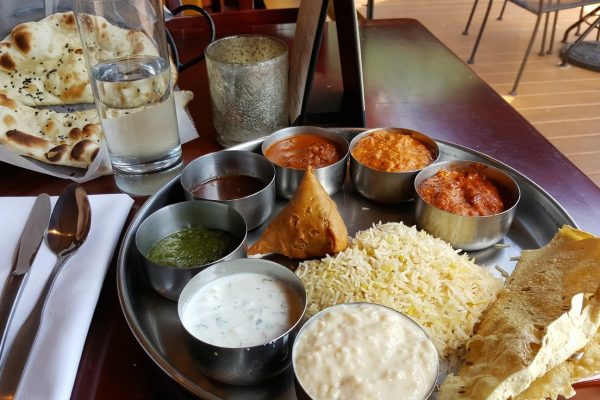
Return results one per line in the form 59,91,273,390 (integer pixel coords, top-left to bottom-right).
0,194,134,400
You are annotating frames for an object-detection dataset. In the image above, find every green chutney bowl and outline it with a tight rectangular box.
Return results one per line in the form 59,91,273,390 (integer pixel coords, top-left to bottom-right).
135,200,247,301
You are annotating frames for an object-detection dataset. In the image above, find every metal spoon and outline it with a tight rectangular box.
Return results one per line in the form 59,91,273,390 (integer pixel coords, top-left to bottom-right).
0,183,91,397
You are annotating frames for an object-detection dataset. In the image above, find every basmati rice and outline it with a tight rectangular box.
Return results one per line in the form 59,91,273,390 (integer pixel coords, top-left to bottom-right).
295,222,503,357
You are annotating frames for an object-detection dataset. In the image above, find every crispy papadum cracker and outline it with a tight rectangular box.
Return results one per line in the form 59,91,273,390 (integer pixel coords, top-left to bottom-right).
515,226,600,400
439,226,600,400
516,329,600,400
248,166,348,259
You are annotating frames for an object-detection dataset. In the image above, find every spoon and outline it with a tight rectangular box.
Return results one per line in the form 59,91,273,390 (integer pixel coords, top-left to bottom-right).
0,183,91,397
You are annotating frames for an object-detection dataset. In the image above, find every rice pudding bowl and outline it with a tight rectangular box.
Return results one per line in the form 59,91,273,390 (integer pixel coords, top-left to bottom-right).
293,302,439,400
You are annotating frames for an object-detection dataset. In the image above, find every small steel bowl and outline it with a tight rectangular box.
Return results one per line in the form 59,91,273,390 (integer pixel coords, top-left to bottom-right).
135,201,247,301
262,126,349,199
414,160,520,251
177,258,307,385
292,303,439,400
349,127,440,204
180,150,276,230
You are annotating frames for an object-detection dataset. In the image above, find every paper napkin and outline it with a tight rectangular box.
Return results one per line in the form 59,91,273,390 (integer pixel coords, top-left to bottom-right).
0,194,134,400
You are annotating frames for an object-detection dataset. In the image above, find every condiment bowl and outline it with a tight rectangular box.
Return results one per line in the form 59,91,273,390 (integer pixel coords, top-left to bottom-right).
414,160,520,251
349,127,440,204
180,150,276,230
135,201,247,301
177,258,307,385
292,302,439,400
262,126,349,199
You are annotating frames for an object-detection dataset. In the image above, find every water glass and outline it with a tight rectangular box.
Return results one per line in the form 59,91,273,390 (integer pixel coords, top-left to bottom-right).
205,35,289,147
74,0,182,195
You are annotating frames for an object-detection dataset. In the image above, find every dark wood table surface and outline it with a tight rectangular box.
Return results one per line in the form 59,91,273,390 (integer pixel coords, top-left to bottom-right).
2,11,600,399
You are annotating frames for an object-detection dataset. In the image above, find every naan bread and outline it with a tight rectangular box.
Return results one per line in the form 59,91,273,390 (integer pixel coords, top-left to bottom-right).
0,94,100,168
0,12,177,107
439,226,600,400
0,12,191,168
248,166,348,259
0,90,193,168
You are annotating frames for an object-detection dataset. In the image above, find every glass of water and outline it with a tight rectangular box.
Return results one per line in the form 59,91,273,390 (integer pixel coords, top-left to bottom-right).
74,0,182,195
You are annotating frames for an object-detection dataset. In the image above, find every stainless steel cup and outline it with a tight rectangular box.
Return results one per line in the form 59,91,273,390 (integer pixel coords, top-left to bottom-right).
414,160,520,251
180,150,276,230
206,35,289,147
177,259,307,385
135,201,247,301
349,128,439,204
262,126,349,199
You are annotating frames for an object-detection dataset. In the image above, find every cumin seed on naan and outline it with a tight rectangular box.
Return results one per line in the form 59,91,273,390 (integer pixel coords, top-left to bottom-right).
0,93,101,168
0,12,192,168
0,90,192,168
0,12,177,107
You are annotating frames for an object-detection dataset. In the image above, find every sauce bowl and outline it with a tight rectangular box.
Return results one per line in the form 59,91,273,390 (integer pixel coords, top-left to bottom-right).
349,127,439,204
135,201,247,301
180,150,276,230
177,258,307,385
292,302,439,400
414,160,520,251
262,126,349,199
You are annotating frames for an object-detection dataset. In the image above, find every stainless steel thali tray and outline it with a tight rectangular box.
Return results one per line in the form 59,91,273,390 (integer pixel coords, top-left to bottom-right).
117,128,576,400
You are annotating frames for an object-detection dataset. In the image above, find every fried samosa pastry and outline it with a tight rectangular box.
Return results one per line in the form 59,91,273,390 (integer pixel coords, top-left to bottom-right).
439,226,600,400
248,166,348,259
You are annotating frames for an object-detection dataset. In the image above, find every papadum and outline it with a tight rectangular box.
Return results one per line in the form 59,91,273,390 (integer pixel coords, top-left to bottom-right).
439,226,600,400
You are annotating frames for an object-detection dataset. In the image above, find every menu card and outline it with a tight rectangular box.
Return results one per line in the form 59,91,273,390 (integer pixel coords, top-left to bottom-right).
287,0,366,127
288,0,329,125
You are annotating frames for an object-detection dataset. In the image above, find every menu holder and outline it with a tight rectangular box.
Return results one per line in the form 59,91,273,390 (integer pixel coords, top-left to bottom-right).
289,0,366,128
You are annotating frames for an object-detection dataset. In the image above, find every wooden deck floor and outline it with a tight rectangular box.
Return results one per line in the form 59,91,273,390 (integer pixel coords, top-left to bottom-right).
357,0,600,187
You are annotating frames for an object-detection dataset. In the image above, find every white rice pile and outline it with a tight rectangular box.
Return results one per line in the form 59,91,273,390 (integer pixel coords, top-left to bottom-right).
296,222,503,357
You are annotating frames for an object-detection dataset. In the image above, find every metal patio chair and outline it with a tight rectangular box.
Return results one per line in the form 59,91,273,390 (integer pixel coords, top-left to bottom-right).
463,0,600,95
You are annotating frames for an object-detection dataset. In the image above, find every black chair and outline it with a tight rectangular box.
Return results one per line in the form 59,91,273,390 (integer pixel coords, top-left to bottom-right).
463,0,600,95
559,4,600,70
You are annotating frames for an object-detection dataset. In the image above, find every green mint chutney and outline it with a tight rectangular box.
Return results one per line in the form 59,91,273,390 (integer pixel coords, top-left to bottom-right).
148,227,237,268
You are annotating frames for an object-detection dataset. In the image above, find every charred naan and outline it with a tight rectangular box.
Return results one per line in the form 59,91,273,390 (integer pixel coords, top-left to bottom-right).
0,11,189,168
248,166,348,259
0,91,192,168
0,94,100,168
439,226,600,400
0,12,176,107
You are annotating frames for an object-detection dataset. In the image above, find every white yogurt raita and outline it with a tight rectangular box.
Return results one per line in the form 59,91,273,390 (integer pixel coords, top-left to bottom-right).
181,272,303,348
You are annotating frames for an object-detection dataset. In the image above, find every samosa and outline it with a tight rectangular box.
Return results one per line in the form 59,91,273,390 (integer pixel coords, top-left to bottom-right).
248,166,348,259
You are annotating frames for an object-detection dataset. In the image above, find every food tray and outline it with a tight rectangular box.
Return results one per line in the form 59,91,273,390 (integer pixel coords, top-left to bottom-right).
116,128,576,400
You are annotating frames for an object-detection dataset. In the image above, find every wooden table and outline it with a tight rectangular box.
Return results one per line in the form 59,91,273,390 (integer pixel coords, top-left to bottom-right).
2,13,600,399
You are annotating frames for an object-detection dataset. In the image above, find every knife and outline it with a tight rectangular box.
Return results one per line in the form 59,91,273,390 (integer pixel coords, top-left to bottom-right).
0,194,51,359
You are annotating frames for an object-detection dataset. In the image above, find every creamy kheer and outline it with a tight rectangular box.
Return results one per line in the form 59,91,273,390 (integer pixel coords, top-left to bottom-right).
293,303,438,400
